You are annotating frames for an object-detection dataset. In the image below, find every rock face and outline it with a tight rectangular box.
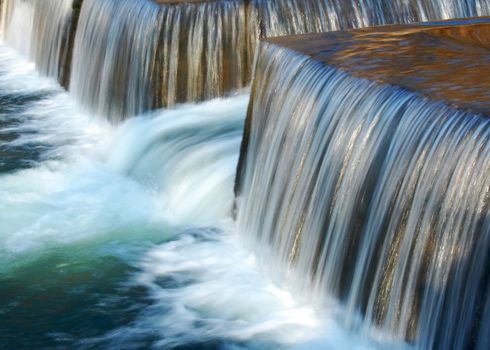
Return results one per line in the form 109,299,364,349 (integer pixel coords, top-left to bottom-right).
235,18,490,350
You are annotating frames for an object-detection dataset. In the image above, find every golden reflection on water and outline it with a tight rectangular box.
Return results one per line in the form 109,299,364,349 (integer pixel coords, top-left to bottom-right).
269,20,490,115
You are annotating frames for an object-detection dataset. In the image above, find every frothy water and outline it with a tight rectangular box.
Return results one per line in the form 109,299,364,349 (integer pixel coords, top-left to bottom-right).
0,42,398,349
0,43,246,261
112,229,402,350
101,96,247,226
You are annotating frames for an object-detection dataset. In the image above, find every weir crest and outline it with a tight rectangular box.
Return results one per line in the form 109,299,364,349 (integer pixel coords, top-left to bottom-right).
1,0,490,120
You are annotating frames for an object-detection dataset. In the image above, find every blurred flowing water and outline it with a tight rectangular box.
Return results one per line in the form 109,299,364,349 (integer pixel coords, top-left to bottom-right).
1,1,489,349
0,43,397,350
3,0,489,122
235,39,490,350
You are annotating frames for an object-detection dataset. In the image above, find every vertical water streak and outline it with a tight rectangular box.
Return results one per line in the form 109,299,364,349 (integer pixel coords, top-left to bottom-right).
235,42,490,349
1,0,75,80
68,0,490,121
70,0,248,122
69,0,161,122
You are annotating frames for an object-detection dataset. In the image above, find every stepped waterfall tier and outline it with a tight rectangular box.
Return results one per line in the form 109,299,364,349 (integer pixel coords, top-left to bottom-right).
63,0,490,120
249,0,490,36
2,0,490,120
70,0,249,121
0,0,490,349
0,0,79,86
235,19,490,350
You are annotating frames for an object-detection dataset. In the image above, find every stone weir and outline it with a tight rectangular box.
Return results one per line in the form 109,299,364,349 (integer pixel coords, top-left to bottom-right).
235,18,490,350
2,0,490,121
70,0,490,121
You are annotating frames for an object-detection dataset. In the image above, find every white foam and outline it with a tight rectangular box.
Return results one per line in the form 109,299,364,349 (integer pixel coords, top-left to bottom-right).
101,94,248,226
0,42,408,350
124,229,407,349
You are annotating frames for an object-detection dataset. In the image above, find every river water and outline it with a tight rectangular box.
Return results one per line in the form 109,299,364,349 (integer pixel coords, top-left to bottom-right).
0,42,403,350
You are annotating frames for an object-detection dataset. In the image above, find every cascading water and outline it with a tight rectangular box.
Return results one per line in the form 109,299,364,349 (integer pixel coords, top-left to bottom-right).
2,0,490,118
10,0,483,122
2,0,488,122
70,0,248,121
1,0,490,349
249,0,490,37
235,32,490,350
69,0,162,121
1,0,75,82
102,95,247,225
0,41,393,349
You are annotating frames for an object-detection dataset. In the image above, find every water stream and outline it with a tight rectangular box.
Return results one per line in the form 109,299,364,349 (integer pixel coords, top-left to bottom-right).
0,42,394,350
0,0,489,349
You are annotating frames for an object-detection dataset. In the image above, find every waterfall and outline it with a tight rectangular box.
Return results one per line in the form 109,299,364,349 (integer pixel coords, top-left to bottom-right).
249,0,490,36
69,0,248,122
235,37,490,349
69,0,162,122
0,0,75,82
2,0,489,121
0,0,489,349
73,0,489,122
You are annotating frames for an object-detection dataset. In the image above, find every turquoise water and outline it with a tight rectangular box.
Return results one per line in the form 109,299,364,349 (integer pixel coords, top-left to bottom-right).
0,43,400,350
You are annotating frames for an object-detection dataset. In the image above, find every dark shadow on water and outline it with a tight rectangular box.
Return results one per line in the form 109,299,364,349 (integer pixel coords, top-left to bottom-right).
0,91,56,174
0,244,155,350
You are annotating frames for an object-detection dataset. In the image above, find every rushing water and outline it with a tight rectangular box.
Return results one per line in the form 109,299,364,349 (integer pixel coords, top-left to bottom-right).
0,43,404,350
235,41,490,350
70,0,249,121
3,0,490,122
2,0,490,349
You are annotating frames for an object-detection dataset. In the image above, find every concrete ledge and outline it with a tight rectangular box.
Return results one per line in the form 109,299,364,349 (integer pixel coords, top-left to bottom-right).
265,17,490,116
